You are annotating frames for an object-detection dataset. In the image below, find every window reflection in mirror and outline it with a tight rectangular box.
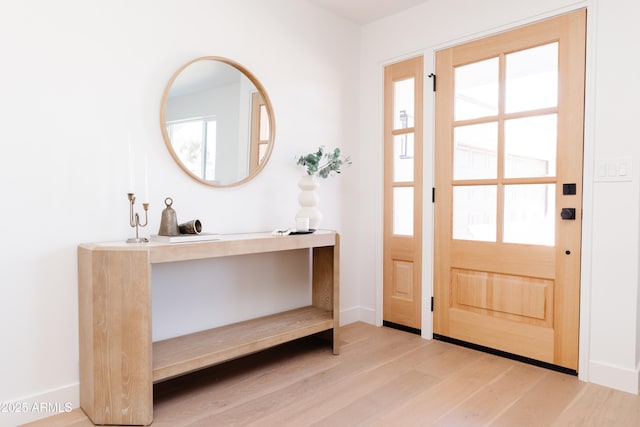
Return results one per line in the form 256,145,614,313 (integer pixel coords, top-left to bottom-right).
161,57,275,187
166,118,217,181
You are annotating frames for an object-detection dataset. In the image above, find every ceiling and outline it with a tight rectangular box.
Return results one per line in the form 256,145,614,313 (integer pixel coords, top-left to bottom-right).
307,0,431,25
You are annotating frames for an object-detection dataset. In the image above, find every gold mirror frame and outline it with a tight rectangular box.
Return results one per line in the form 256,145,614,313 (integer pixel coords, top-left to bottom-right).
160,56,276,187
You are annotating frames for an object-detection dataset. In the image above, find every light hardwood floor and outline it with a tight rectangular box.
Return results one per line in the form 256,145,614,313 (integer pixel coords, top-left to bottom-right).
23,322,640,427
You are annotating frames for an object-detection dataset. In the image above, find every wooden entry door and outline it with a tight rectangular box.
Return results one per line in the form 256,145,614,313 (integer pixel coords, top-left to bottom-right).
434,10,586,370
383,56,424,331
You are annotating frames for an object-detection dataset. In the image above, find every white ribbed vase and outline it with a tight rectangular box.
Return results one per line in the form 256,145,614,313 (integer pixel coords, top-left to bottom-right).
296,174,322,229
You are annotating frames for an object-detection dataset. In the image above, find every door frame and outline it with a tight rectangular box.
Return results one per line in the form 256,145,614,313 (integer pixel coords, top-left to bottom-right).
374,4,596,382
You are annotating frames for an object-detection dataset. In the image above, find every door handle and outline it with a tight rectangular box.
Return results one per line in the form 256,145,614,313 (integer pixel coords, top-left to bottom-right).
561,208,576,220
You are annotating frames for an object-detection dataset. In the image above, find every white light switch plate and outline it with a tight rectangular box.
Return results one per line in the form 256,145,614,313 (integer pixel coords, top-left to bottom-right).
595,157,632,182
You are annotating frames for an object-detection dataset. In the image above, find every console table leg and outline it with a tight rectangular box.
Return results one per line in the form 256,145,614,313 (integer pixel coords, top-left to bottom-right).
312,234,340,355
78,247,153,425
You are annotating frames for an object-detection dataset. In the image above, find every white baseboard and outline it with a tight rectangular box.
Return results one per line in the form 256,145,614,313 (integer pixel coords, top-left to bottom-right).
588,360,640,395
340,306,376,326
1,383,79,427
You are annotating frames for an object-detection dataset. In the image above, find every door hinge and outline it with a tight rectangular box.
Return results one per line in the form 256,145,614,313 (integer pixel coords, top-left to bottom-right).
432,187,435,203
431,296,434,312
428,73,436,91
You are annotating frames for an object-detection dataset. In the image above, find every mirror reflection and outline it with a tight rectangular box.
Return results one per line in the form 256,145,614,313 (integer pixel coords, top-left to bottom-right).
161,56,275,187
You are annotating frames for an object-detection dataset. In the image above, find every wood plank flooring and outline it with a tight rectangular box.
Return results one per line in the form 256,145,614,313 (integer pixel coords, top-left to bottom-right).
22,322,640,427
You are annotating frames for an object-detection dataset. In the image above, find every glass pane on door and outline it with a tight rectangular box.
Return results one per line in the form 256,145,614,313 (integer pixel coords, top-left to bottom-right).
454,122,498,180
394,133,414,182
504,114,557,178
259,105,269,140
394,78,415,129
393,187,414,236
453,185,497,242
503,184,555,246
505,42,558,113
454,57,499,121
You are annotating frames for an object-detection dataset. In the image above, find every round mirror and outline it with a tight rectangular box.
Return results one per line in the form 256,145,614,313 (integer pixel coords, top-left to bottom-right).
160,56,275,187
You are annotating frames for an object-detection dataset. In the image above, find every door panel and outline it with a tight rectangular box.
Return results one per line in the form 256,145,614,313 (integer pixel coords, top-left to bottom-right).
383,56,423,330
452,268,553,325
434,10,586,370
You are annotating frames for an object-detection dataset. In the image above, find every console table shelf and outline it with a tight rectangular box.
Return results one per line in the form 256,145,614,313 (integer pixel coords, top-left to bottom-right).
153,305,333,382
78,231,339,426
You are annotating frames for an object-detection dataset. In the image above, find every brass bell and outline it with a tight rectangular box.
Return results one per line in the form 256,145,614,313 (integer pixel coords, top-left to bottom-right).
158,197,179,236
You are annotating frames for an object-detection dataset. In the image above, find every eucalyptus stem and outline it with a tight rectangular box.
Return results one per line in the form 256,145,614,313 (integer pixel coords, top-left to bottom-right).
297,145,351,179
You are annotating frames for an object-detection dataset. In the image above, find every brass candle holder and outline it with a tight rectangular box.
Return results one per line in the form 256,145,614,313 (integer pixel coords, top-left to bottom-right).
127,193,149,243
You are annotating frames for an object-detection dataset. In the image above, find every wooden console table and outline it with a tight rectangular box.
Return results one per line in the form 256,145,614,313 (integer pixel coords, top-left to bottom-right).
78,231,339,426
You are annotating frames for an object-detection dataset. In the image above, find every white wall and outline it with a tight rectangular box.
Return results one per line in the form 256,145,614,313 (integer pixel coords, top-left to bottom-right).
588,0,640,393
0,0,360,425
356,0,640,394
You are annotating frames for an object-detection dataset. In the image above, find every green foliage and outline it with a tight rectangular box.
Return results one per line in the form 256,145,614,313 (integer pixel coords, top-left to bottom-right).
296,146,351,179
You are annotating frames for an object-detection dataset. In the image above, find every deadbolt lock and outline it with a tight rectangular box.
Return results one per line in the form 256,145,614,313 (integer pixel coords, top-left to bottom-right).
561,208,576,220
